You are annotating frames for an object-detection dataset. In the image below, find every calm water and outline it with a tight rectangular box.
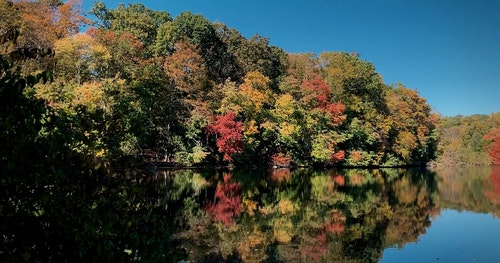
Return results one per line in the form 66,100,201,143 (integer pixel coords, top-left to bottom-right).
381,166,500,263
155,166,500,262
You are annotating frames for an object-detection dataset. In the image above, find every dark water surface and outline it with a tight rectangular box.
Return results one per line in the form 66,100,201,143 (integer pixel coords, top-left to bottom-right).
157,166,500,262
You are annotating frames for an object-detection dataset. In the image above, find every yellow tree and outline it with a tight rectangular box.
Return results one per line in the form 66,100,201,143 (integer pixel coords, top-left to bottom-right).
13,0,89,49
238,71,273,119
385,84,437,164
53,33,111,83
88,28,144,79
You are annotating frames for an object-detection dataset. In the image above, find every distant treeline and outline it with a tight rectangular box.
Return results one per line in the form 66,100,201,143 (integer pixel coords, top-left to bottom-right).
434,114,500,166
1,0,499,167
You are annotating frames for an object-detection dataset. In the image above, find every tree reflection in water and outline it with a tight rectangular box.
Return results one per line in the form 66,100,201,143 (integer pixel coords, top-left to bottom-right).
436,166,500,217
167,167,440,262
4,165,498,261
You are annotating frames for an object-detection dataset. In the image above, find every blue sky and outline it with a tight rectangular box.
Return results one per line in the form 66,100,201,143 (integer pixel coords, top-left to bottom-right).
81,0,500,117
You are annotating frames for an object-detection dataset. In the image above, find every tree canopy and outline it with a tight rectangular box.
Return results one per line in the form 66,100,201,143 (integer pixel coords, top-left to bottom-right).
3,0,498,170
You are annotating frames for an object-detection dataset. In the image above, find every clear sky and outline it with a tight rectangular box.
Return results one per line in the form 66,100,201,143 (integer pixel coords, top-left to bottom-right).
81,0,500,117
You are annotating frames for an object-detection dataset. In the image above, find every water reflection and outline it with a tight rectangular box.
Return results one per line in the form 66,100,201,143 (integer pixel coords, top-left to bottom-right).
380,166,500,263
436,166,500,217
159,168,443,262
4,166,498,261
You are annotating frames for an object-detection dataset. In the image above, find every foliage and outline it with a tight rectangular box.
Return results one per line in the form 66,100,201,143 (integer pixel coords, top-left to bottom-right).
208,111,244,162
435,114,498,166
1,1,444,167
1,26,179,261
484,127,500,165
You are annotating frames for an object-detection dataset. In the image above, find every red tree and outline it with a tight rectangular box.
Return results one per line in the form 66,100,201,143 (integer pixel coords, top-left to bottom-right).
484,128,500,165
207,111,244,161
302,77,345,126
302,77,331,108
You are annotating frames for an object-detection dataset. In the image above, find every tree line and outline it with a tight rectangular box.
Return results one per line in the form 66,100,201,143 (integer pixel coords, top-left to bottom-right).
2,0,498,169
434,114,500,166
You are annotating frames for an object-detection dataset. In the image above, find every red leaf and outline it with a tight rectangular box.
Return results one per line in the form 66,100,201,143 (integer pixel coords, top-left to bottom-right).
208,111,244,162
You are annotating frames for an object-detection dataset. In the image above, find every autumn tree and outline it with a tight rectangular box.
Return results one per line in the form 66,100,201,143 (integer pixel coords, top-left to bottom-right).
53,33,111,83
280,53,321,100
384,84,437,165
301,77,345,126
238,71,273,119
208,111,244,162
436,114,493,166
12,0,88,49
88,28,144,80
155,11,234,83
164,40,209,114
318,52,386,165
484,128,500,165
1,0,88,75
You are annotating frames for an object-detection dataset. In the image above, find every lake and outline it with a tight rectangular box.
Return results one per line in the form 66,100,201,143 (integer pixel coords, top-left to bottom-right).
156,166,500,262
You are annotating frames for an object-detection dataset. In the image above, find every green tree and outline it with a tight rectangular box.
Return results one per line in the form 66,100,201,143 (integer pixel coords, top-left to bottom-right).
91,1,171,49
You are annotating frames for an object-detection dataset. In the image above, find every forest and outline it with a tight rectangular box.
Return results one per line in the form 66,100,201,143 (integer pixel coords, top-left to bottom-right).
1,0,500,169
0,0,437,168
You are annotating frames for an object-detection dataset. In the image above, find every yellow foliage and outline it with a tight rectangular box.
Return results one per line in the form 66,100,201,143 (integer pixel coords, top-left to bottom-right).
95,148,106,157
258,205,274,216
260,120,275,132
238,71,273,115
239,82,266,111
191,173,208,195
395,131,417,161
243,71,271,91
55,33,111,82
243,198,258,217
72,82,104,109
244,120,259,136
417,186,429,208
219,80,243,115
90,43,112,61
273,218,293,243
279,122,296,137
236,227,267,263
277,198,295,215
274,94,295,118
376,202,394,220
394,176,418,205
